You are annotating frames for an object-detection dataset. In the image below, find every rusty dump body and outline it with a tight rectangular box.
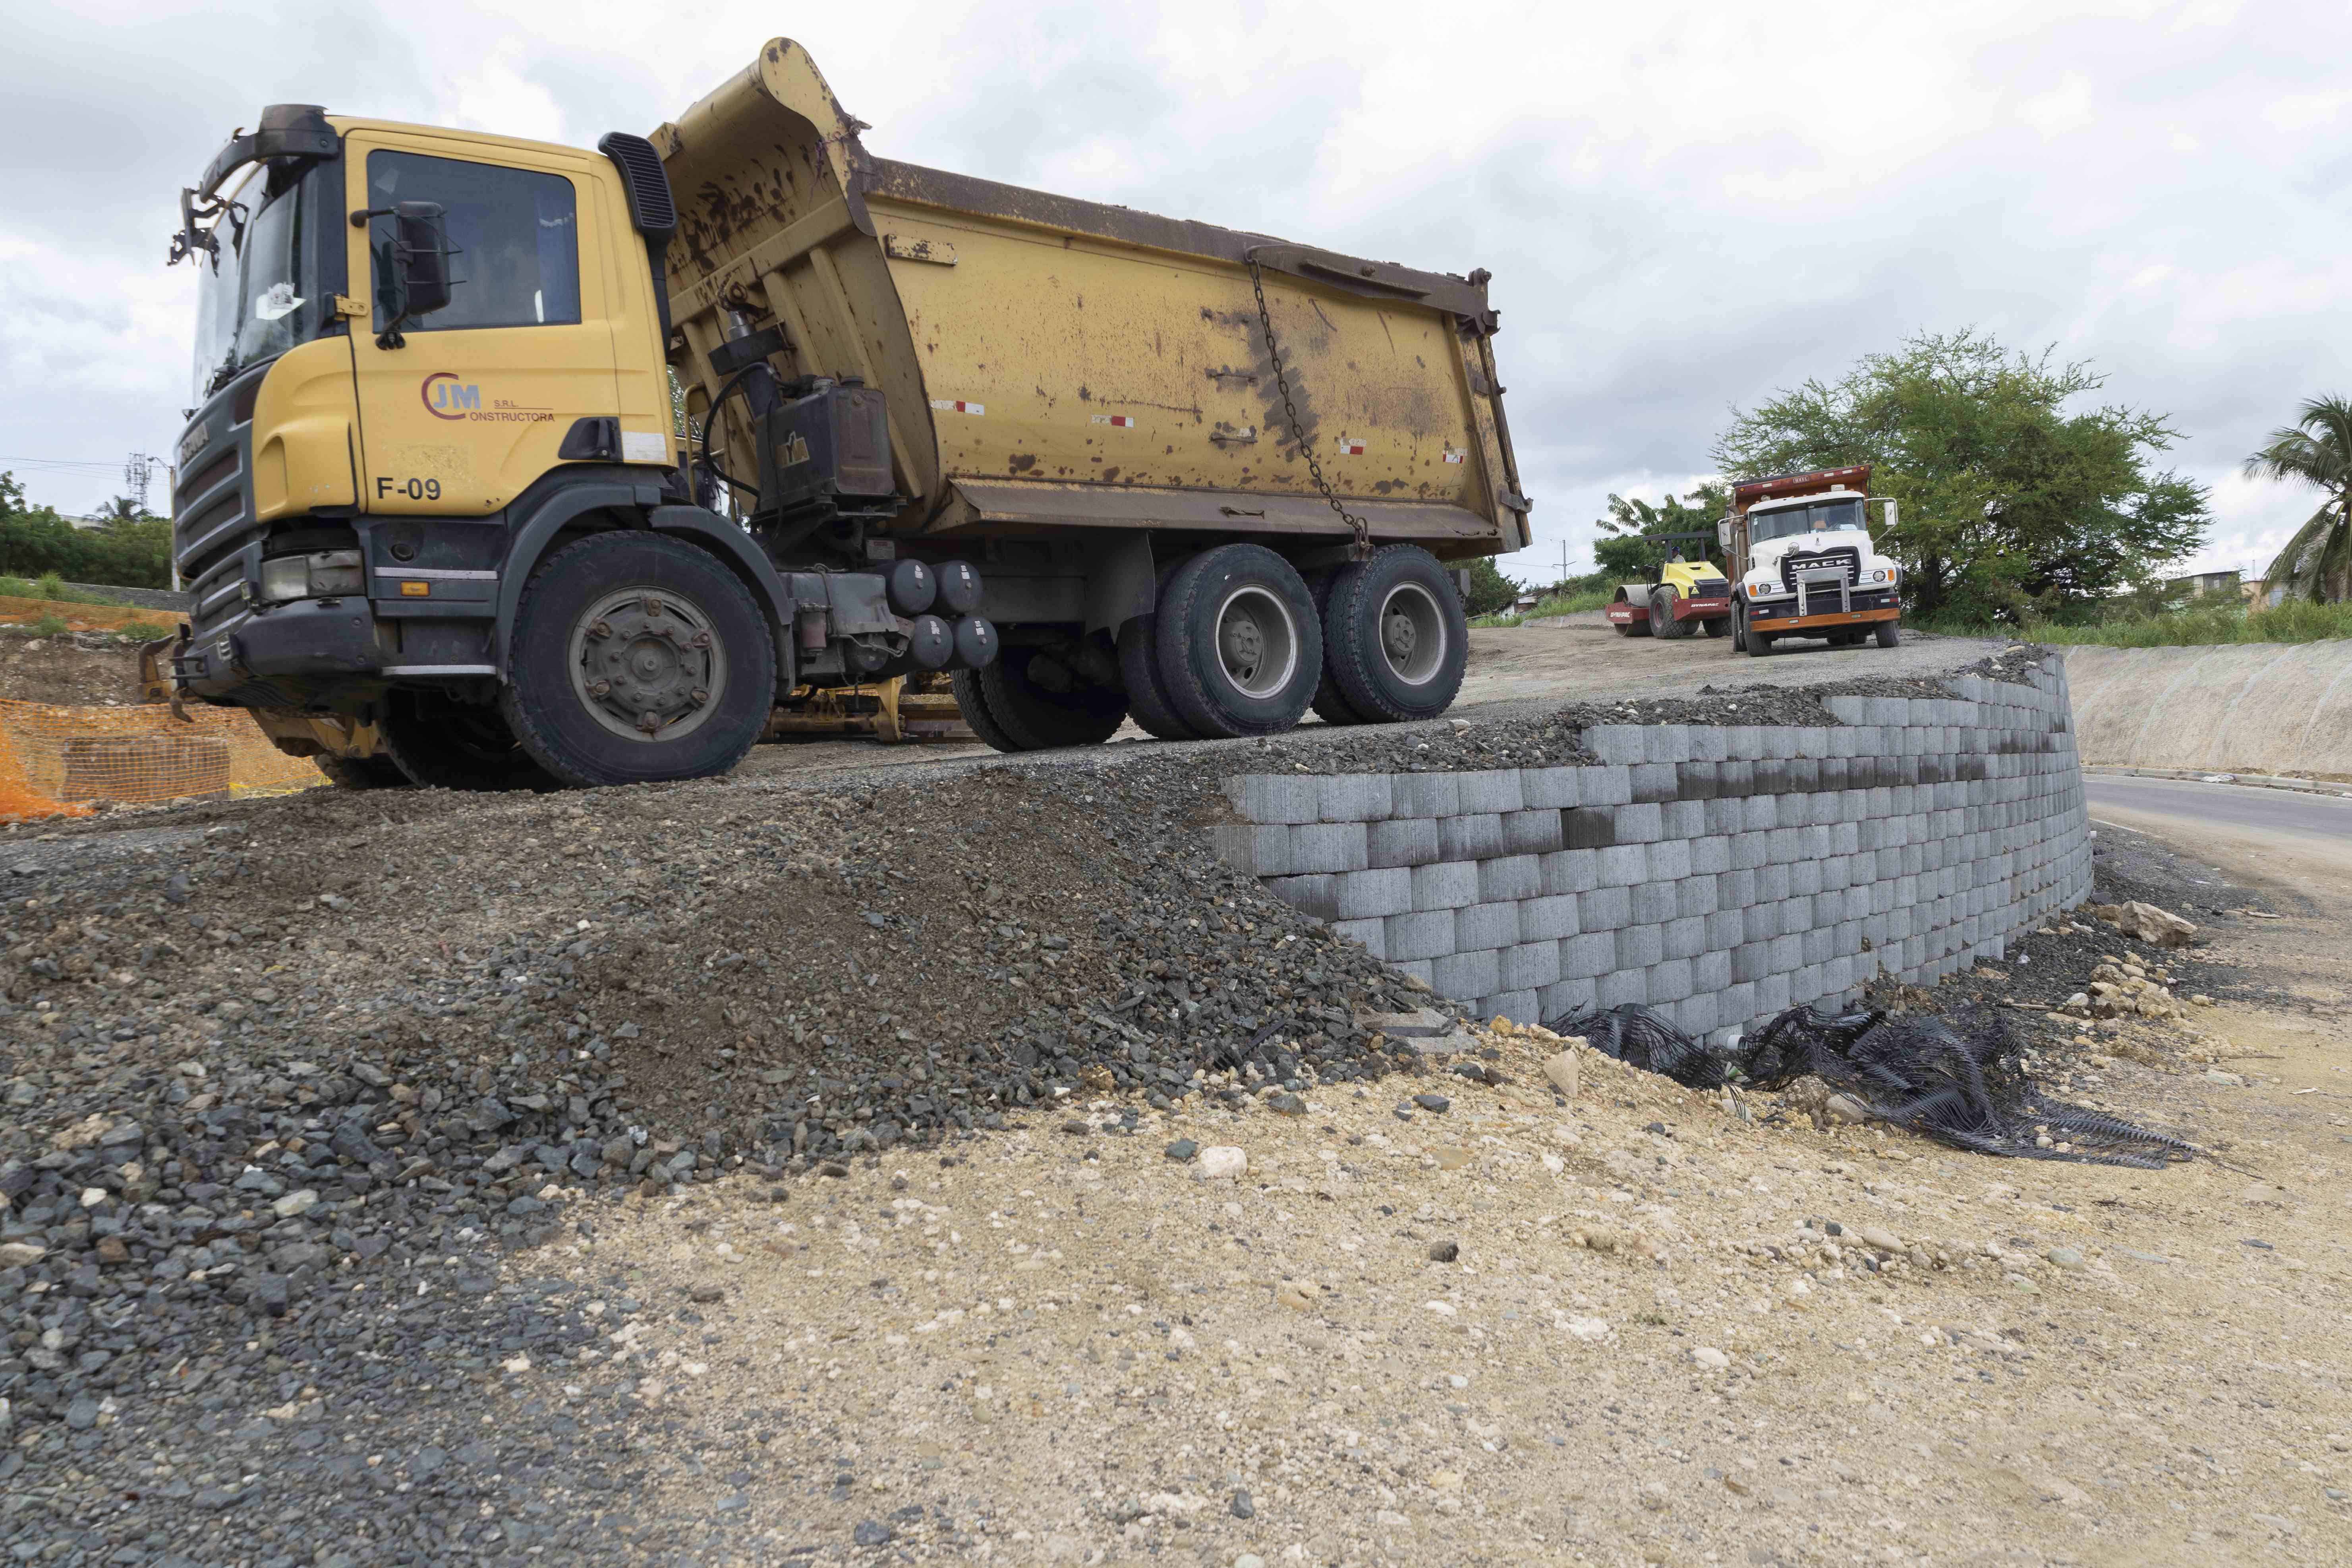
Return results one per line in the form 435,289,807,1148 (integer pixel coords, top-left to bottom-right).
659,40,1529,621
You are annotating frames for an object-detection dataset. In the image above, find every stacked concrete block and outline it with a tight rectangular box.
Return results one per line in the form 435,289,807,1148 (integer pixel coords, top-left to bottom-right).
1213,655,2092,1040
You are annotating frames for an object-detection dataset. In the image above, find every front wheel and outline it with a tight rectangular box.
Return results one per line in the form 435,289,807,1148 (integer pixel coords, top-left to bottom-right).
1322,545,1468,723
1739,606,1774,658
501,532,775,788
1700,615,1727,639
1649,587,1692,639
1875,620,1901,648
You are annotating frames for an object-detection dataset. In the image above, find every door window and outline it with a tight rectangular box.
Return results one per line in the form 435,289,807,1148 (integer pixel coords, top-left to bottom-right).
365,150,581,334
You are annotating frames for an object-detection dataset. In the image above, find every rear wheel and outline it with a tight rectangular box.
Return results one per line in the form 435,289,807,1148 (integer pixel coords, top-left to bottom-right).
315,752,408,789
1156,544,1321,737
1829,630,1865,648
501,531,774,788
1874,620,1901,648
1306,567,1371,727
1700,615,1728,639
1116,561,1200,741
1324,545,1468,723
382,687,557,791
974,644,1129,750
947,668,1023,752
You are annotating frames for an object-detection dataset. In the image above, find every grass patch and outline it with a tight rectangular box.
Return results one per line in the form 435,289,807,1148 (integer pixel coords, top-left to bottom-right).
1921,599,2352,648
0,574,122,607
1473,586,1615,628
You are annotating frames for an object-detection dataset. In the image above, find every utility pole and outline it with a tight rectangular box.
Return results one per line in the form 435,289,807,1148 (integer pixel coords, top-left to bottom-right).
122,452,160,512
1558,539,1569,593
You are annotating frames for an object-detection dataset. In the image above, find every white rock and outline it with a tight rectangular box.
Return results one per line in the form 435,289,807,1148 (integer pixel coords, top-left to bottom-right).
1542,1051,1579,1100
0,1242,46,1267
1691,1346,1731,1370
79,1187,107,1208
1562,1316,1612,1342
502,1353,531,1374
1195,1146,1248,1181
271,1189,319,1219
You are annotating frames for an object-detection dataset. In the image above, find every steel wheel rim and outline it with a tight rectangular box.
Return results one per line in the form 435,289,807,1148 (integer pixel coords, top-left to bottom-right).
1377,582,1446,686
1213,584,1299,699
567,584,729,743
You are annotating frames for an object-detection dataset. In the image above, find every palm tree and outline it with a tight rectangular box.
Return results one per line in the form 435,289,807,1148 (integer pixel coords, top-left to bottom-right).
2243,396,2352,603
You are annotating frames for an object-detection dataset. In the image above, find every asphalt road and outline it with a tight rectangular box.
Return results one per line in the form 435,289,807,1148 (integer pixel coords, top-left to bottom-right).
2083,770,2352,887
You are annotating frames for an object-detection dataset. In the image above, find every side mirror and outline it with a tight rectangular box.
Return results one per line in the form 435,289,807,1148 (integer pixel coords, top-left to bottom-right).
1876,497,1899,534
355,199,454,347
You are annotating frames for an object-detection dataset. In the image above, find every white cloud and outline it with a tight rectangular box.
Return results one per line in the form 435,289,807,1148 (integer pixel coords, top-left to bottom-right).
0,0,2345,594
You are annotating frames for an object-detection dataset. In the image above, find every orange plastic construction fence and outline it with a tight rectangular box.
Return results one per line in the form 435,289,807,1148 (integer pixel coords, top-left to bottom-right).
0,700,325,823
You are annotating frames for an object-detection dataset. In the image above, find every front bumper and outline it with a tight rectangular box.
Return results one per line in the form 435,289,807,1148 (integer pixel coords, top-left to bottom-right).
173,597,383,696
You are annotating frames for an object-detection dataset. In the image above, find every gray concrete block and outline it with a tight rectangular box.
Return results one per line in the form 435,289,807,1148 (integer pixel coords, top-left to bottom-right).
1579,885,1633,931
1334,867,1414,920
1286,821,1370,874
1208,822,1292,877
1649,958,1695,1003
1318,773,1393,823
1595,843,1647,886
1266,873,1337,920
1504,808,1566,855
1410,860,1481,911
1520,766,1583,809
1484,989,1541,1028
1645,838,1693,882
1330,917,1386,959
1560,930,1616,980
1478,854,1542,902
1392,958,1435,988
1432,948,1501,1000
1455,900,1522,951
1437,814,1506,861
1613,801,1665,843
1695,948,1732,992
1615,923,1665,969
1501,940,1561,991
1596,968,1649,1008
1662,799,1707,841
1630,762,1679,804
1520,893,1581,941
1384,909,1457,962
1755,971,1793,1016
1366,816,1442,869
1539,977,1599,1025
1584,726,1647,765
1663,914,1707,960
1455,769,1526,814
1690,835,1732,876
1388,771,1460,819
1716,980,1757,1030
1706,908,1745,950
1226,773,1320,823
1677,991,1720,1036
1629,881,1678,925
1676,874,1721,919
1576,765,1634,806
1540,847,1600,896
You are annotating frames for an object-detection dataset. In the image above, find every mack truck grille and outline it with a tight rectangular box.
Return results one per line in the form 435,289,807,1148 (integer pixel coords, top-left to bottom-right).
171,362,269,640
1778,546,1860,594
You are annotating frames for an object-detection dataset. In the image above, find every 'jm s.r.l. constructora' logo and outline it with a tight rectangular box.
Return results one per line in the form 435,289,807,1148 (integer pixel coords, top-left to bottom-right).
422,372,479,419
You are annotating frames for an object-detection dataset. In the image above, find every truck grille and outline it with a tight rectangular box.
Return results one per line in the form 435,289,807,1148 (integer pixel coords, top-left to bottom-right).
1778,545,1860,594
172,363,269,637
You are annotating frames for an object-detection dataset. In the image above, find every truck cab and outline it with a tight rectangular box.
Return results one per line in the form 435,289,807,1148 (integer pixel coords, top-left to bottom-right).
1719,466,1903,655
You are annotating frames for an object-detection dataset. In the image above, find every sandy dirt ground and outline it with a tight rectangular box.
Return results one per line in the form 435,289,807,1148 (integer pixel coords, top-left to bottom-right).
507,813,2352,1567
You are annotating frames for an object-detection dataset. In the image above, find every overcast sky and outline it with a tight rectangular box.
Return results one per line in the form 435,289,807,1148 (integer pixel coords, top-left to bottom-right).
3,0,2344,584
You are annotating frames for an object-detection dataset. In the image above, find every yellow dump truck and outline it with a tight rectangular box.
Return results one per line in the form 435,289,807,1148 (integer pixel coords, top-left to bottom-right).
159,41,1529,787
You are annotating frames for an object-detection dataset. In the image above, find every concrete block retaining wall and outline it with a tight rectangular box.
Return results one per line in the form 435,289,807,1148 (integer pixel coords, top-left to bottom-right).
1211,655,2092,1039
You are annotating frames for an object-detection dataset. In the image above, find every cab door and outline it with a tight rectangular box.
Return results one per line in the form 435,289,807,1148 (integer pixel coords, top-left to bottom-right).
344,133,621,516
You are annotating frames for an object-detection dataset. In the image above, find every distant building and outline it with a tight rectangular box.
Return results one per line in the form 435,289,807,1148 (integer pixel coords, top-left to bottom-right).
2166,569,2240,599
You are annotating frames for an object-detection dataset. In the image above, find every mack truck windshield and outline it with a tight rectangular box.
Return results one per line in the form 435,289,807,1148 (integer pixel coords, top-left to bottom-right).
157,44,1529,790
1719,466,1903,657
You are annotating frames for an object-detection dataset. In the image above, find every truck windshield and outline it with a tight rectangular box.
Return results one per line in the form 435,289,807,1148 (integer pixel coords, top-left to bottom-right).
1751,499,1865,542
190,166,327,402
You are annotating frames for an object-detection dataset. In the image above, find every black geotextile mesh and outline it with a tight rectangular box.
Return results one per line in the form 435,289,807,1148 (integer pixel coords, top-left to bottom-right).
1551,1001,2198,1170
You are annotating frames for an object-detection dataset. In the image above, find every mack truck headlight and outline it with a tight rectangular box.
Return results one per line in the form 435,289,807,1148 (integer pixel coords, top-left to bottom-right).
1745,576,1787,599
259,549,364,603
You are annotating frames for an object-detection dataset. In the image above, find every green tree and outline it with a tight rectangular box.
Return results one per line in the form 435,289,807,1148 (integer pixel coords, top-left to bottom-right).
2243,395,2352,604
1593,485,1729,580
0,472,173,588
1712,329,2209,622
1460,555,1522,617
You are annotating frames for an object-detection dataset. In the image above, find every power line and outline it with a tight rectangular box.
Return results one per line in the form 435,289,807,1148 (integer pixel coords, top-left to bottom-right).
0,457,129,473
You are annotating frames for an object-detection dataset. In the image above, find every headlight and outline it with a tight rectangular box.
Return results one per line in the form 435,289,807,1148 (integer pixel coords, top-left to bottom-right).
259,549,363,603
1745,577,1786,598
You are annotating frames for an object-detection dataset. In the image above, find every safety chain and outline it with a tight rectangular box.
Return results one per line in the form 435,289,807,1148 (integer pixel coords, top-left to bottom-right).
1246,253,1373,560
